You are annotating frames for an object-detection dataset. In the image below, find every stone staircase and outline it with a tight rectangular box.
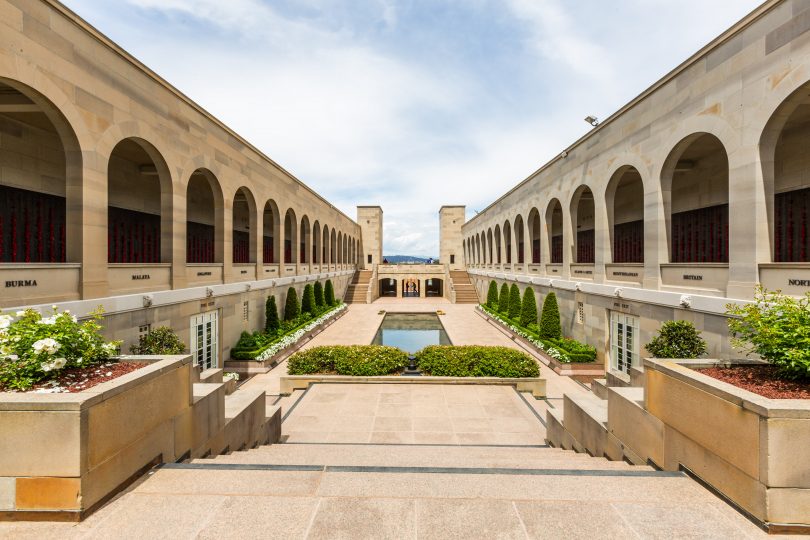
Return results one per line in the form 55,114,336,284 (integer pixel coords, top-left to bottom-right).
449,271,479,303
344,270,372,303
546,365,654,466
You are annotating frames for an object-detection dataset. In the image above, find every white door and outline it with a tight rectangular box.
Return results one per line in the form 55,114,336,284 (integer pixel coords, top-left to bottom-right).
610,311,639,374
190,311,218,370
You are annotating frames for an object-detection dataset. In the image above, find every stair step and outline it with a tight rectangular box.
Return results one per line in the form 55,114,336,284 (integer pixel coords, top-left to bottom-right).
563,393,609,457
199,443,652,471
591,378,608,400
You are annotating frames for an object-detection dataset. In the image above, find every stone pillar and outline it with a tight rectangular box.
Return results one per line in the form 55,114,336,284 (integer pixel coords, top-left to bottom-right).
727,146,768,300
593,191,608,284
644,173,665,290
439,206,465,270
254,209,263,280
560,206,572,280
358,206,383,269
222,197,233,283
171,183,188,290
76,163,109,299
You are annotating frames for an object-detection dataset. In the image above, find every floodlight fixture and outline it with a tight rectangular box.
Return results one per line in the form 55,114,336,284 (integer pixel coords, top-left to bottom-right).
584,115,599,127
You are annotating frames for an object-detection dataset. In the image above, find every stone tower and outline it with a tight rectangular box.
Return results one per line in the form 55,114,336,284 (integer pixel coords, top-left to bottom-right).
357,206,383,268
439,206,465,270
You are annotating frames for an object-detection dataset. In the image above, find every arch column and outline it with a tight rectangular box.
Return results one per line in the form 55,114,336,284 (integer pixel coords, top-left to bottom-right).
560,205,572,280
592,191,608,284
222,195,234,283
77,162,109,299
644,174,665,290
727,145,768,299
254,209,263,280
171,181,188,290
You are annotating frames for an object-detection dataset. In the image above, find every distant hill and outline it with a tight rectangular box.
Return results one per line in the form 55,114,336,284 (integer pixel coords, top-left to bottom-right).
383,255,439,264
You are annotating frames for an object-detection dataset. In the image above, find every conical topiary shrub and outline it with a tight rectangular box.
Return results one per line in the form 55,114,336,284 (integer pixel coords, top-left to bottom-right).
508,284,521,320
498,283,510,315
486,281,499,309
325,279,336,306
520,287,538,328
301,284,316,317
265,295,280,333
538,292,562,340
284,287,300,321
314,281,325,309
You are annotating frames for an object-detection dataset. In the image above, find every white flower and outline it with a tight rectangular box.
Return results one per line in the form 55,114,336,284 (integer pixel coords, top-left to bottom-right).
40,361,53,372
33,338,61,355
38,316,57,325
0,315,12,329
52,357,67,370
15,311,26,317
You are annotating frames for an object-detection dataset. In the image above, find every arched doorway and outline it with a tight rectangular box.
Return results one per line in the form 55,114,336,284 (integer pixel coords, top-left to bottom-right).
0,80,81,264
503,221,512,264
662,133,729,263
425,278,443,297
571,187,595,263
379,278,397,297
263,199,280,264
232,187,256,264
546,199,563,264
186,169,223,263
514,215,525,264
284,209,297,264
528,208,541,264
606,166,644,263
107,138,171,263
300,215,310,264
402,278,420,297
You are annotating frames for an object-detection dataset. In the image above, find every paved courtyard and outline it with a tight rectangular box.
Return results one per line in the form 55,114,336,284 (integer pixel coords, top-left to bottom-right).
0,300,781,539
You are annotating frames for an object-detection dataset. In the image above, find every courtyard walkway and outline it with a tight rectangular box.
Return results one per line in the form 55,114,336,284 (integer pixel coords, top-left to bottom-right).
0,300,779,538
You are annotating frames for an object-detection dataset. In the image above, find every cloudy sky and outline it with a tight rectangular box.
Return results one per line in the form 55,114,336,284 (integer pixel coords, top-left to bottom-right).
64,0,761,257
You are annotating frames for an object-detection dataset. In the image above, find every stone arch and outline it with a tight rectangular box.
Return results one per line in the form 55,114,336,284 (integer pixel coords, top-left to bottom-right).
570,186,595,264
502,220,512,264
232,186,257,264
606,165,644,263
186,168,225,263
284,208,298,264
527,207,542,264
514,214,525,264
262,199,280,264
312,220,321,264
661,133,729,263
299,215,311,264
546,199,563,264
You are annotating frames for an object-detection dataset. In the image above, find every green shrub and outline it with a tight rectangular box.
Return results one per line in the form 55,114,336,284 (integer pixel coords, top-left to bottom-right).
508,284,521,320
726,287,810,380
284,287,300,321
287,345,408,376
645,320,707,359
325,280,336,306
546,337,597,363
265,295,279,334
539,292,562,340
520,287,538,328
314,281,325,308
498,283,510,315
301,284,316,317
486,281,499,309
415,346,539,378
130,326,185,355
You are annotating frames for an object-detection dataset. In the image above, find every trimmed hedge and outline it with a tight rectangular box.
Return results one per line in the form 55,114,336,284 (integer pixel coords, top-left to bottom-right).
487,280,499,309
325,280,336,306
314,281,325,308
520,287,538,328
302,284,316,316
543,337,597,363
508,284,521,320
645,320,707,359
539,292,562,340
284,287,300,321
498,283,510,315
265,295,280,333
287,345,408,376
415,345,540,378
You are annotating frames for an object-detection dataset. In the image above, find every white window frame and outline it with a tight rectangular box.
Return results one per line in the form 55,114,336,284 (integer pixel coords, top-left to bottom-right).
610,311,639,374
190,311,218,370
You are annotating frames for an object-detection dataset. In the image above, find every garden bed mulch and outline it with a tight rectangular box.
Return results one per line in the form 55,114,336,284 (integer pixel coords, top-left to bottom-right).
697,365,810,399
10,361,148,394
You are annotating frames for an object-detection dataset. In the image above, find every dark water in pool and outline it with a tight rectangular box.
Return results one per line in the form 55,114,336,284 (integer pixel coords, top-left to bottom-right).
371,313,451,353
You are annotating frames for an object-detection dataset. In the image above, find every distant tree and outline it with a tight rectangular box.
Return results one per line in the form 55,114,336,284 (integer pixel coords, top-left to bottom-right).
301,284,316,317
538,292,562,340
498,283,510,315
486,281,499,309
508,284,521,320
325,280,336,306
520,287,538,328
314,281,325,308
265,295,280,333
284,287,300,321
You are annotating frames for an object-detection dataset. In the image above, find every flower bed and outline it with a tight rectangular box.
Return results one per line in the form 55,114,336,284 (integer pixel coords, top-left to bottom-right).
0,307,121,391
696,365,810,399
231,303,346,361
478,305,596,363
415,345,539,378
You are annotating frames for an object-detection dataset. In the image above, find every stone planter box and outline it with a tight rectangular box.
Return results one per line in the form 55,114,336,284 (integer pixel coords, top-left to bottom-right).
226,308,348,374
642,358,810,532
476,308,604,382
280,374,546,398
0,356,192,520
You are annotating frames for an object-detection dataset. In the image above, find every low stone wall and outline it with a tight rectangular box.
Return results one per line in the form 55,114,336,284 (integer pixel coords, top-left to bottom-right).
0,355,281,521
280,374,546,398
625,359,810,531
